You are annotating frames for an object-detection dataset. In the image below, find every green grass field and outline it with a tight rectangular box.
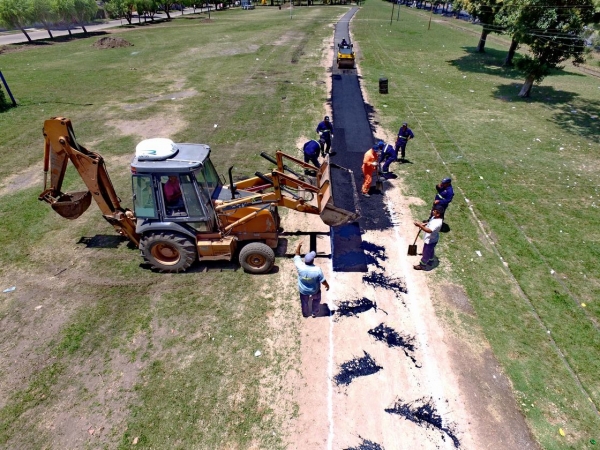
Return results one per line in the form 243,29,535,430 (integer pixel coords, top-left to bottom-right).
351,4,600,448
0,1,599,448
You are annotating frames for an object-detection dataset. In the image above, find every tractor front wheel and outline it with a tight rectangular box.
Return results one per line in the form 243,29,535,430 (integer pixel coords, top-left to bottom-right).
239,242,275,274
140,232,196,273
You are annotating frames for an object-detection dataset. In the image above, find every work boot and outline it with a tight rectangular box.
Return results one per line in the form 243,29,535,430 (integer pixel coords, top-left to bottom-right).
362,192,370,197
413,264,425,270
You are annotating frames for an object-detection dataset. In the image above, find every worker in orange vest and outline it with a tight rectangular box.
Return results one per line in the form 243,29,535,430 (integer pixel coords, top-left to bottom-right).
361,144,380,197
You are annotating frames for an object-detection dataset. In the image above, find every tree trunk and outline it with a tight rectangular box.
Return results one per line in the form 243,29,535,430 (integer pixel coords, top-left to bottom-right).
518,75,535,98
476,28,490,53
503,38,518,67
18,27,33,42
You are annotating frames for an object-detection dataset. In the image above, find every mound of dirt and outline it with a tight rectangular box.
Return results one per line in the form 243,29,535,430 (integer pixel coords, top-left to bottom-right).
93,37,133,49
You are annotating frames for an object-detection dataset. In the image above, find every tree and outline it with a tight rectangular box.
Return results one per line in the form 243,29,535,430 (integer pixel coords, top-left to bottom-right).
105,0,135,24
501,0,596,97
0,0,34,42
454,0,505,52
503,37,519,66
29,0,58,38
53,0,96,34
72,0,97,32
133,0,159,22
157,2,173,18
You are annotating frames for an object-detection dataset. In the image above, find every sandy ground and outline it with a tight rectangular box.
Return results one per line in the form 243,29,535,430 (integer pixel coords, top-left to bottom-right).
279,31,539,450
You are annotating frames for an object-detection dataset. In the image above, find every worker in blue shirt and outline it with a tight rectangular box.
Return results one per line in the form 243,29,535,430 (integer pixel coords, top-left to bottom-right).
378,140,397,173
431,177,454,218
294,242,329,318
303,138,324,169
395,122,415,161
316,116,334,157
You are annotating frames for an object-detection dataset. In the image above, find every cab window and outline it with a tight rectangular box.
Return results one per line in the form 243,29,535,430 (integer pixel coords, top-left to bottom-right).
201,159,221,198
180,174,207,219
132,175,157,219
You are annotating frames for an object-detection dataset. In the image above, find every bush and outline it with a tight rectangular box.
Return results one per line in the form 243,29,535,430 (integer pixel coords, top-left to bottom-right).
0,86,9,110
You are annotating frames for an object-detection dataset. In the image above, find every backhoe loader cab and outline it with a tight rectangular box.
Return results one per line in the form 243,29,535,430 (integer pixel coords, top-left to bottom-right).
40,117,359,274
129,138,282,273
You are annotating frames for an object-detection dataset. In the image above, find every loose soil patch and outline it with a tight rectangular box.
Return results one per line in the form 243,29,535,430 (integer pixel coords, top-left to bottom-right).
92,36,133,49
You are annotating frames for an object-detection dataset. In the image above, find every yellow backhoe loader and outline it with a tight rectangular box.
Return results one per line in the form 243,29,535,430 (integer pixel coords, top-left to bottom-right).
39,117,359,273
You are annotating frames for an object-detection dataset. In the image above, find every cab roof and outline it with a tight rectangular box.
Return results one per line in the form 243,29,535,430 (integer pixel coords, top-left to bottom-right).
131,142,211,174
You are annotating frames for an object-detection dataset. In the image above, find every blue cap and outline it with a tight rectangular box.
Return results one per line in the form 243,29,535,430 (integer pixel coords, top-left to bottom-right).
441,177,452,184
304,251,316,264
324,116,330,121
378,140,384,149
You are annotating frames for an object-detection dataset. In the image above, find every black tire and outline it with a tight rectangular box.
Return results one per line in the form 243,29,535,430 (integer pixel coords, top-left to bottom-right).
140,232,196,273
239,242,275,274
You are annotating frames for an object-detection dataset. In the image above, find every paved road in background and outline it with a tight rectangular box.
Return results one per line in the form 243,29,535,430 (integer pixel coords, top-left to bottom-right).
0,8,204,46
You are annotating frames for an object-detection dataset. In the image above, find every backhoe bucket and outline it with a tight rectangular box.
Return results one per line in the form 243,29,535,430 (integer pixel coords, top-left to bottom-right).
50,191,92,220
318,162,360,227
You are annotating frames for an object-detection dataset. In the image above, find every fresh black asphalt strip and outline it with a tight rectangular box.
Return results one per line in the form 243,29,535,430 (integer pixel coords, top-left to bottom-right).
330,8,394,272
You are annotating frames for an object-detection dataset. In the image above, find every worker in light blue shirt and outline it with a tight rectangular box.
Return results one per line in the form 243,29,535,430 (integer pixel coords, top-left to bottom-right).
294,242,330,318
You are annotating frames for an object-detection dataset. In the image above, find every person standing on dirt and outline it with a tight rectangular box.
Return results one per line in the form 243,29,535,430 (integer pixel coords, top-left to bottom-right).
316,116,334,157
361,144,380,197
395,122,414,161
378,140,397,173
413,206,444,270
302,138,324,169
294,242,330,318
431,177,454,218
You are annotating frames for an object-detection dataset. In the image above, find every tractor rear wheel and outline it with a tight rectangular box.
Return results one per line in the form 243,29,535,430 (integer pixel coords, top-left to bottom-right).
239,242,275,274
140,232,196,273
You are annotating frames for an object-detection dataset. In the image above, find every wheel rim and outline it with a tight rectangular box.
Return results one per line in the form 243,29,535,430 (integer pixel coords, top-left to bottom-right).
151,243,181,266
245,253,266,269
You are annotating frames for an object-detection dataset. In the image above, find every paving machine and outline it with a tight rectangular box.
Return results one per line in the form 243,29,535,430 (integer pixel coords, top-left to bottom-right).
39,117,359,273
337,42,355,69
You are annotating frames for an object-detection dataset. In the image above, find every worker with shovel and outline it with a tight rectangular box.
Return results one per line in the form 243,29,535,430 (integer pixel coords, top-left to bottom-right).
361,144,381,197
378,140,397,173
413,206,444,270
294,242,330,318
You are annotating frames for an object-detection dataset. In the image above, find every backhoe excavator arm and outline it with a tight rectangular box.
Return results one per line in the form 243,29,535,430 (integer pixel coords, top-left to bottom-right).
39,117,140,246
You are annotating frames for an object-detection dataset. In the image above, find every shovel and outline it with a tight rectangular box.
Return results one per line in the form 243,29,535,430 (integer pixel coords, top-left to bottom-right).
408,229,420,256
375,162,384,192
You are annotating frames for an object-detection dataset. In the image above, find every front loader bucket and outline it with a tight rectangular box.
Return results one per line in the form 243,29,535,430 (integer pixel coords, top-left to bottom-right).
321,201,360,227
318,161,360,227
50,191,92,220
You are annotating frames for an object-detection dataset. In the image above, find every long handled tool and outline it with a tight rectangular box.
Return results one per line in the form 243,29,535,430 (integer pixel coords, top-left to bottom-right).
407,229,420,256
375,162,384,192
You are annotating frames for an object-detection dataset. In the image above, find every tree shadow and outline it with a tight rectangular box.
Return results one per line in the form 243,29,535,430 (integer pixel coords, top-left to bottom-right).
493,84,600,142
493,83,578,105
7,30,111,48
447,46,584,80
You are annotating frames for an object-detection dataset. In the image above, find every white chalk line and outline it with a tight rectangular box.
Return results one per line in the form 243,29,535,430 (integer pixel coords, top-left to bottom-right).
327,259,335,450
